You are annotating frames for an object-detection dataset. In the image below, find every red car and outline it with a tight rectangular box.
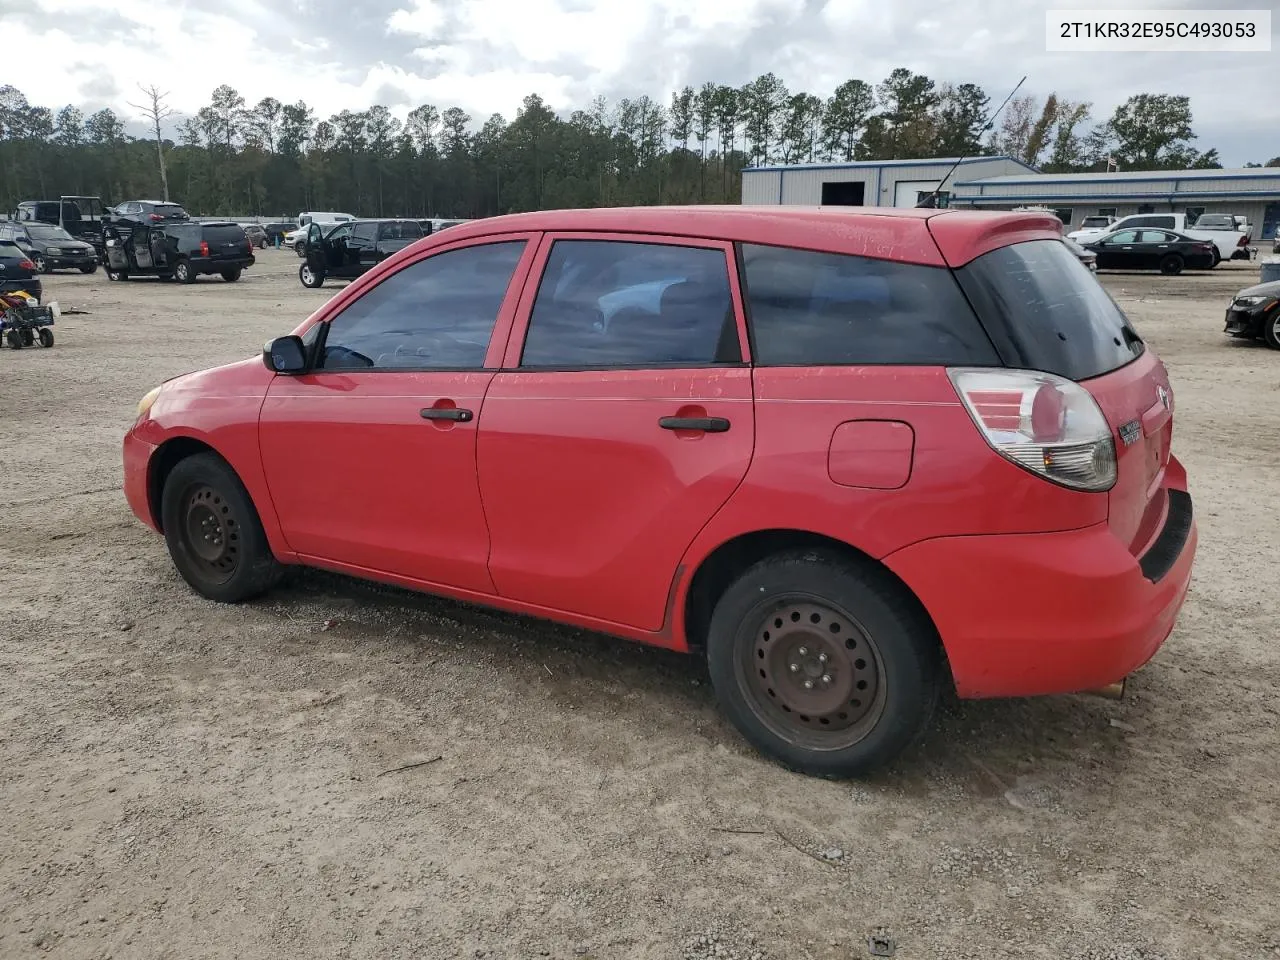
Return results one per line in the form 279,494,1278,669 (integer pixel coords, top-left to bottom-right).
123,206,1197,778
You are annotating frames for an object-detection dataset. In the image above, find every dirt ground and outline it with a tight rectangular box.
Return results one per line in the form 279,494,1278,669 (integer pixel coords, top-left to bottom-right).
1,246,1278,960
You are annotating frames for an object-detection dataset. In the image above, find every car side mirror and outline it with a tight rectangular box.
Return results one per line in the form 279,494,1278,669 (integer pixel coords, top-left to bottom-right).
263,335,308,374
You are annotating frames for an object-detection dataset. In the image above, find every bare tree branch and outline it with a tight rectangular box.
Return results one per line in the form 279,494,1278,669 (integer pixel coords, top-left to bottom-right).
128,84,175,201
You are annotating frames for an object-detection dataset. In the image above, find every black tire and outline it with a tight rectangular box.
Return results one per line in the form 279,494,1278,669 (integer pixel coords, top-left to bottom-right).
174,258,196,284
5,329,22,349
33,255,49,273
1159,254,1184,276
299,263,325,288
160,452,282,603
1264,310,1280,350
37,328,53,348
221,268,242,282
79,263,98,274
106,268,128,282
706,550,942,779
20,328,34,347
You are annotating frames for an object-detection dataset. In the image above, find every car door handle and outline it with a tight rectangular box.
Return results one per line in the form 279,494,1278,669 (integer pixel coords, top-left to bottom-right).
420,407,473,422
659,416,730,433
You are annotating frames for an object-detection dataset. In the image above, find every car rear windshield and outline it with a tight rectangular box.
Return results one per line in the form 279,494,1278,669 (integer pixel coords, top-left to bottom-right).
0,240,26,258
154,204,188,218
953,239,1145,382
378,221,423,240
1195,215,1235,229
202,224,246,244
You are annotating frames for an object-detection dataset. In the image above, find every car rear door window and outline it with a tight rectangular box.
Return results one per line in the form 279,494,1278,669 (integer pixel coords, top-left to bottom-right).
519,240,740,368
352,222,378,243
739,243,998,366
1108,231,1139,244
318,241,526,371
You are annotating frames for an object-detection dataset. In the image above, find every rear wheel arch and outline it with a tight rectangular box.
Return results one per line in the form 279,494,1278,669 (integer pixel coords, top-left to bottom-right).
680,529,949,672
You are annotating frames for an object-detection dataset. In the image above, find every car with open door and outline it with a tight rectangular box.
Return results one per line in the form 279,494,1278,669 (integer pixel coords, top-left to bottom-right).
298,218,425,288
124,206,1198,779
1083,229,1216,274
103,221,255,283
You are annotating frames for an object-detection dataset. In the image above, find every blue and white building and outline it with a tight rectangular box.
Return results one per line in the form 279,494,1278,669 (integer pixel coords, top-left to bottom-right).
741,157,1280,240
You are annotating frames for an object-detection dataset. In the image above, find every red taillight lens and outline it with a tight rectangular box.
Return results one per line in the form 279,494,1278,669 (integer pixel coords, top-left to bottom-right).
949,368,1118,491
1238,235,1249,246
199,241,210,256
18,259,35,270
149,213,163,221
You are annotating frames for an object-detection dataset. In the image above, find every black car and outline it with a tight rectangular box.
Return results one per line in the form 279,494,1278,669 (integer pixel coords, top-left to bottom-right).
103,221,255,283
15,196,107,259
0,221,97,273
0,240,43,302
263,222,295,245
1224,279,1280,349
107,200,191,229
1083,229,1217,275
299,218,425,288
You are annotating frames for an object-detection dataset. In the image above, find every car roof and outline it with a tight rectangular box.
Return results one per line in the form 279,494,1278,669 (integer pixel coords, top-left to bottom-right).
424,205,1066,268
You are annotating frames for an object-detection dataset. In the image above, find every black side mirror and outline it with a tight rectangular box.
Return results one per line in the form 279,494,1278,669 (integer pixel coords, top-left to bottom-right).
263,335,308,374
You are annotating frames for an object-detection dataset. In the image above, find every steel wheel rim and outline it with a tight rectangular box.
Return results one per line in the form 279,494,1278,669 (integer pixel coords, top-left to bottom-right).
737,597,888,751
181,484,240,583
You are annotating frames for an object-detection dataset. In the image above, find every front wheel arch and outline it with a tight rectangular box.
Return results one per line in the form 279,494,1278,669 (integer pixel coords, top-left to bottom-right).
146,436,223,532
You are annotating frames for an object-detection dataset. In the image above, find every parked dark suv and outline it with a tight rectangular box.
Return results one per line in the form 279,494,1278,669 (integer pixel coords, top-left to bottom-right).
107,200,191,229
0,221,97,273
15,196,107,259
103,221,255,283
299,218,424,288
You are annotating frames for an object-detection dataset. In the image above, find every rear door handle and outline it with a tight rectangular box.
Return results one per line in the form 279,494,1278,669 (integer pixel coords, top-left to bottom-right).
420,407,473,422
659,416,730,433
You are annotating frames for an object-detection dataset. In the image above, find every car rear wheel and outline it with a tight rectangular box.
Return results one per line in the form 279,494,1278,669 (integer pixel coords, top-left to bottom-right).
160,452,282,603
106,268,128,281
1264,311,1280,350
706,550,941,778
299,263,325,288
174,258,195,284
221,268,242,282
1159,254,1184,275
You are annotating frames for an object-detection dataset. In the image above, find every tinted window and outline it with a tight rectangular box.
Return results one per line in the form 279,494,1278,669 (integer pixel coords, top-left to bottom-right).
520,240,738,368
1138,230,1177,243
740,243,998,366
1125,216,1174,229
319,241,526,371
1107,231,1139,244
954,239,1144,381
379,221,423,240
0,240,25,258
153,204,187,218
352,222,378,243
203,224,246,244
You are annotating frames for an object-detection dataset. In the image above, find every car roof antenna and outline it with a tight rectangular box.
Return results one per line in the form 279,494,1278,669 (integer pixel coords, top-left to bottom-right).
916,75,1027,209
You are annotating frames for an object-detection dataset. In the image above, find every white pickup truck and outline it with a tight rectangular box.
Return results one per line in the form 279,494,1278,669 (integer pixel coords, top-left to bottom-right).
1068,212,1249,265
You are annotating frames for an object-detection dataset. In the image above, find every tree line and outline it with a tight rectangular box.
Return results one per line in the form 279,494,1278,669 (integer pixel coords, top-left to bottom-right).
0,72,1258,222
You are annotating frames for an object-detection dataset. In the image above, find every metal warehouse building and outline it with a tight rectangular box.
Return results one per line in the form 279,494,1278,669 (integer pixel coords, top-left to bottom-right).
740,156,1038,209
949,168,1280,239
742,158,1280,240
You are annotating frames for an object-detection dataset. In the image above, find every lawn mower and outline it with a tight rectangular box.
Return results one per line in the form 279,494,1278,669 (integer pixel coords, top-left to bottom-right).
0,290,58,349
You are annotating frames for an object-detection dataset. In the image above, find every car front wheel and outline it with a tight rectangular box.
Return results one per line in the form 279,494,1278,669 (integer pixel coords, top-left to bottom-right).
160,452,282,603
1265,311,1280,350
299,263,325,288
706,550,941,779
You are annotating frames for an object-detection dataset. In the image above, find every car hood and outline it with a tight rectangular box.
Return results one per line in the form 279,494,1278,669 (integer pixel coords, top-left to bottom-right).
1234,279,1280,300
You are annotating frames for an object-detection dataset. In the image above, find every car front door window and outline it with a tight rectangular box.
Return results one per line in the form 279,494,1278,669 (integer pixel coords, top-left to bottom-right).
319,241,528,371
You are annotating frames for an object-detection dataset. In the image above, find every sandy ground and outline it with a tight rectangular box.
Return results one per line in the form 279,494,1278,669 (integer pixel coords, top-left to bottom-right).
1,247,1278,960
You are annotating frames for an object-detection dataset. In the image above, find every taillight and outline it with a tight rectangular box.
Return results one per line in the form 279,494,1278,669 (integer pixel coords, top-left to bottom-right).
1237,234,1249,246
199,240,210,256
948,368,1117,492
18,259,35,271
149,213,163,221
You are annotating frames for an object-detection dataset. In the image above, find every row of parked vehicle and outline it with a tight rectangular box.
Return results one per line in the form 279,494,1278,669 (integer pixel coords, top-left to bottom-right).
1064,212,1255,275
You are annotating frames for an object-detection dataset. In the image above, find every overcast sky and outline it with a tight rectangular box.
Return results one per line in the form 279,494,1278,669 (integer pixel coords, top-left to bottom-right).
5,0,1277,165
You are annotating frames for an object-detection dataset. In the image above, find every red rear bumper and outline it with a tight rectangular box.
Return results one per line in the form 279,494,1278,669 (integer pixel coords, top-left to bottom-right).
883,494,1197,699
123,430,159,532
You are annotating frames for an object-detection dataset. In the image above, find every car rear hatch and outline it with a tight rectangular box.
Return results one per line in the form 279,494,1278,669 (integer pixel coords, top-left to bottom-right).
938,222,1179,563
202,223,252,260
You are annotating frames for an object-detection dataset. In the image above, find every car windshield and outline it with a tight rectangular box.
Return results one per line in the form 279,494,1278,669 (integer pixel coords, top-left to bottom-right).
955,238,1145,381
27,225,75,241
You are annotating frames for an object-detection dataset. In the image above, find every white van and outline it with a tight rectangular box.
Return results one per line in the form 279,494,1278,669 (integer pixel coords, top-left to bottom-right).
296,211,355,228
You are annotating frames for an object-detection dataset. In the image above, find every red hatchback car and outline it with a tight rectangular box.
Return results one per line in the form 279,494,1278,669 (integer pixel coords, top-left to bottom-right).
124,206,1197,778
